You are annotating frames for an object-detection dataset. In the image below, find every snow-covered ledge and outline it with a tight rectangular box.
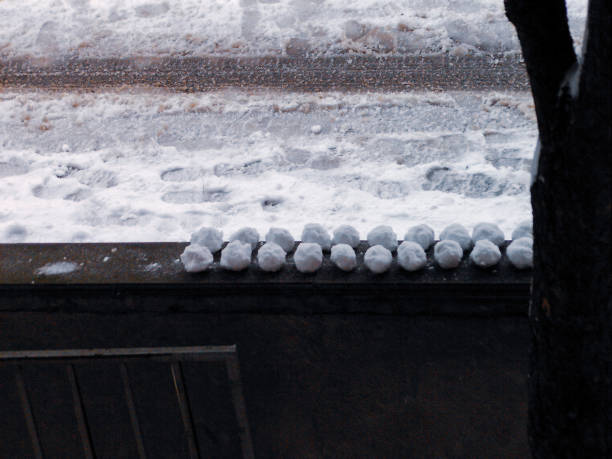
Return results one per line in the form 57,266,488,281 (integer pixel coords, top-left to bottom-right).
0,242,530,316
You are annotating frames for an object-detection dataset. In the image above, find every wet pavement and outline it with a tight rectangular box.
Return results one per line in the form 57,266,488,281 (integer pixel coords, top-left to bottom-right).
0,54,529,92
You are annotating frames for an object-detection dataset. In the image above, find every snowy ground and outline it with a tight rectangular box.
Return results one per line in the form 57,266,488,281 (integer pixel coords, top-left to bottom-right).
0,89,536,242
0,0,587,59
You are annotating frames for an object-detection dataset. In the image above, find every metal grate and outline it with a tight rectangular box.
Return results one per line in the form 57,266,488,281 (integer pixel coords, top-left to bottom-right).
0,346,255,459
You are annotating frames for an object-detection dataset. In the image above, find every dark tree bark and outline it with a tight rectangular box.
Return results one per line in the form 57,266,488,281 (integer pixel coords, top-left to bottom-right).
505,0,612,456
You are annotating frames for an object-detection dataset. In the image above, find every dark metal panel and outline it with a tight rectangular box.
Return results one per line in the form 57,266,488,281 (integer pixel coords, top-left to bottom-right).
66,364,95,459
120,363,147,459
15,366,43,459
170,362,200,459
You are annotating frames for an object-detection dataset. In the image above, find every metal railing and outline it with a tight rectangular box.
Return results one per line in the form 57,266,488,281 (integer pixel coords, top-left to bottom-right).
0,345,255,459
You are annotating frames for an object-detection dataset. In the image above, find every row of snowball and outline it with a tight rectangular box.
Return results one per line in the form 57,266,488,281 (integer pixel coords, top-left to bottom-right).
181,221,533,273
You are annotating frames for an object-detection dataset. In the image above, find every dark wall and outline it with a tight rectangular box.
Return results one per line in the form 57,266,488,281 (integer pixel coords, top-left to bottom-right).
0,243,531,458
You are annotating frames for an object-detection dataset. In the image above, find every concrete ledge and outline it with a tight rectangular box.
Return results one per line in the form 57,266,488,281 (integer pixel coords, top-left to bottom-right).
0,242,530,315
0,55,528,91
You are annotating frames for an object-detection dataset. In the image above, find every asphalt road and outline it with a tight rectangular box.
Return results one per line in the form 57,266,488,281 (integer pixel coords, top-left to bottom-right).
0,54,529,92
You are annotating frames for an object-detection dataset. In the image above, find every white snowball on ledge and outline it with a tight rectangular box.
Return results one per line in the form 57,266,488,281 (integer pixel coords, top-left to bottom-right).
301,223,331,251
470,239,501,268
364,245,393,274
230,227,260,251
332,225,360,248
257,242,286,272
397,241,427,272
265,227,295,253
180,244,213,273
220,240,252,271
434,240,463,269
294,242,323,273
404,224,435,250
330,244,357,271
507,237,533,269
512,220,533,240
439,223,472,252
367,225,398,252
190,227,223,253
472,222,505,246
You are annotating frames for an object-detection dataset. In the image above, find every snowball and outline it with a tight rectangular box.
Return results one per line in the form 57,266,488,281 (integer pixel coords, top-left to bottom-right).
367,225,398,252
439,223,472,252
434,240,463,269
330,244,357,272
310,125,322,134
180,244,213,273
265,227,295,253
301,223,331,251
472,222,505,247
404,224,435,250
507,237,533,269
470,239,501,268
294,242,323,273
364,245,393,274
220,240,252,271
512,220,533,240
190,227,223,253
229,227,259,251
397,241,427,272
257,242,286,272
332,225,360,248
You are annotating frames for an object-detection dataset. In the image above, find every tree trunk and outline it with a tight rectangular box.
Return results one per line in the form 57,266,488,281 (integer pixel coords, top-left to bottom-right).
505,0,612,456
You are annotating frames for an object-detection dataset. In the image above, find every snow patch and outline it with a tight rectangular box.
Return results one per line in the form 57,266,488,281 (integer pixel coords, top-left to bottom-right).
36,261,78,276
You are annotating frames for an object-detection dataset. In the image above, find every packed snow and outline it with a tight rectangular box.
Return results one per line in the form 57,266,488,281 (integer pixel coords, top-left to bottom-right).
257,242,286,272
180,244,213,273
330,243,357,272
229,227,260,251
0,0,587,59
364,244,393,273
367,225,398,252
403,224,435,250
220,240,252,271
294,242,323,273
265,227,295,253
469,239,501,268
507,236,533,269
190,227,224,253
301,223,332,251
0,89,539,243
471,222,504,246
434,239,463,269
439,223,472,252
332,225,360,249
397,240,427,272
